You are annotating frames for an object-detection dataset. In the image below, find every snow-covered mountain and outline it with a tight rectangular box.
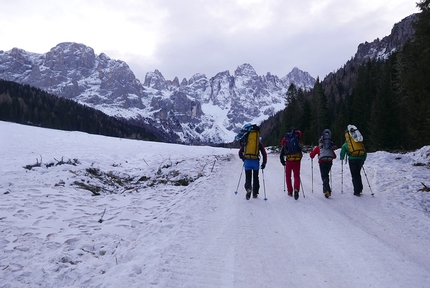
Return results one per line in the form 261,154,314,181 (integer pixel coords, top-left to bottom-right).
0,43,315,144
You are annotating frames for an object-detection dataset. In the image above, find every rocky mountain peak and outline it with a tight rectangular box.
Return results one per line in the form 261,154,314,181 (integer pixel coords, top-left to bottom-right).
234,63,258,78
43,42,96,77
283,67,315,88
143,69,167,90
188,73,207,84
355,14,417,62
0,44,315,144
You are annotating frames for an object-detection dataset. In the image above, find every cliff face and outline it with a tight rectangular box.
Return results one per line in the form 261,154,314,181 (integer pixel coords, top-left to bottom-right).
322,14,417,102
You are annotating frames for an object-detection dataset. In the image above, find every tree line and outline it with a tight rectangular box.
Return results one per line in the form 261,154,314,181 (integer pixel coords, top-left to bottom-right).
261,1,430,152
0,80,161,141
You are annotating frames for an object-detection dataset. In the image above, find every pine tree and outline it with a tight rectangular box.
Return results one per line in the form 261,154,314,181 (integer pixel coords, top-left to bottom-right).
397,1,430,148
282,83,299,131
331,98,349,147
368,56,401,150
284,83,298,107
349,60,380,139
309,78,329,141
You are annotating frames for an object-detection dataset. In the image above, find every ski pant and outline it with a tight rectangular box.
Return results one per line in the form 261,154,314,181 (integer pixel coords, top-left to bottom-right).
319,161,333,193
348,159,364,193
244,159,260,195
285,160,301,193
245,170,260,196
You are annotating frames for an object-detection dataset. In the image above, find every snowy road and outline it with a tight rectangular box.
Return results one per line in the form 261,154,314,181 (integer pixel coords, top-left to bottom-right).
145,152,430,287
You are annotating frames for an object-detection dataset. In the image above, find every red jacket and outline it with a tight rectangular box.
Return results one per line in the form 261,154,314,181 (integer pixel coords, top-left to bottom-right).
310,146,337,163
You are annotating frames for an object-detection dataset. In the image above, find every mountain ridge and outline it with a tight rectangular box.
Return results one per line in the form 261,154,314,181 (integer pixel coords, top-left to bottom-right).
0,44,315,143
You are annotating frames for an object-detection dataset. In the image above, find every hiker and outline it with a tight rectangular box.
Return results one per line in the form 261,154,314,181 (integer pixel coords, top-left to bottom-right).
237,124,268,200
310,129,337,198
340,125,367,196
279,128,303,200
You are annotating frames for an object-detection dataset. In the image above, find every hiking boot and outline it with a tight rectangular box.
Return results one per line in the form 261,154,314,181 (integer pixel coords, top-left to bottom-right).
253,193,258,198
353,192,361,197
287,191,293,197
324,191,331,198
246,189,252,200
294,189,299,200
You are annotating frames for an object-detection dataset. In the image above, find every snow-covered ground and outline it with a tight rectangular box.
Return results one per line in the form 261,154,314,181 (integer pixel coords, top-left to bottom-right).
1,121,430,287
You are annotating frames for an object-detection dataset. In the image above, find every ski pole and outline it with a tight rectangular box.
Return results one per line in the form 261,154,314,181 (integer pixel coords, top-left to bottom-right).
362,165,374,196
234,164,244,195
262,169,267,201
283,162,286,193
330,168,332,192
311,158,314,193
300,180,306,198
341,161,344,194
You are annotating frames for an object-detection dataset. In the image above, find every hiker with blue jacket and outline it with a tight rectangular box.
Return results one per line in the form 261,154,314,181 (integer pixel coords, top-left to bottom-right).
238,141,267,200
237,124,268,200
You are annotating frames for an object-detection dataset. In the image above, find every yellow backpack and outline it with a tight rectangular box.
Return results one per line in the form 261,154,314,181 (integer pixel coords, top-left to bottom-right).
345,125,365,156
243,129,261,159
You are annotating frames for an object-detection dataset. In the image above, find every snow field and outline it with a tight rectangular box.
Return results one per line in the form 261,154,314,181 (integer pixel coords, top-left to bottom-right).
1,121,430,287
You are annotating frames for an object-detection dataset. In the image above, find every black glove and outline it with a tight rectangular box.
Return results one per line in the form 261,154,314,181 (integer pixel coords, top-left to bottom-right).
281,159,286,166
261,163,266,170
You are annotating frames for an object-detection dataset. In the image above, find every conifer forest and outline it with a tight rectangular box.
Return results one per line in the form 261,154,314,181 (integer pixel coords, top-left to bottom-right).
260,1,430,152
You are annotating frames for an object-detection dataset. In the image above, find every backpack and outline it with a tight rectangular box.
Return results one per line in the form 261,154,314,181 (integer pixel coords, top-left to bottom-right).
319,129,334,160
281,129,302,161
345,124,365,156
235,124,261,160
284,129,301,154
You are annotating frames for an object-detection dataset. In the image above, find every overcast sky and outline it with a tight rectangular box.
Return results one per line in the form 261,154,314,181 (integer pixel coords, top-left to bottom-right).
0,0,419,82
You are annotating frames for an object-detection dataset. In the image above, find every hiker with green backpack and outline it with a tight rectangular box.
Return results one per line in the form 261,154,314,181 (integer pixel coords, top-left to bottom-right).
340,125,367,197
236,124,268,200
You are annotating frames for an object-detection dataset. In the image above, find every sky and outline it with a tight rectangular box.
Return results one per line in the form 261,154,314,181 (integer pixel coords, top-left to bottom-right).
0,0,419,82
1,120,430,286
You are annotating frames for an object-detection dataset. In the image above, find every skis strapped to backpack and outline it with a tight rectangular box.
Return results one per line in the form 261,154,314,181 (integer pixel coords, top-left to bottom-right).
235,123,261,160
345,124,365,156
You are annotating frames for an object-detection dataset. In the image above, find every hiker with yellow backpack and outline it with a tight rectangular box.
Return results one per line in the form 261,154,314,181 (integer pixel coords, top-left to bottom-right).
340,124,367,197
237,124,268,200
